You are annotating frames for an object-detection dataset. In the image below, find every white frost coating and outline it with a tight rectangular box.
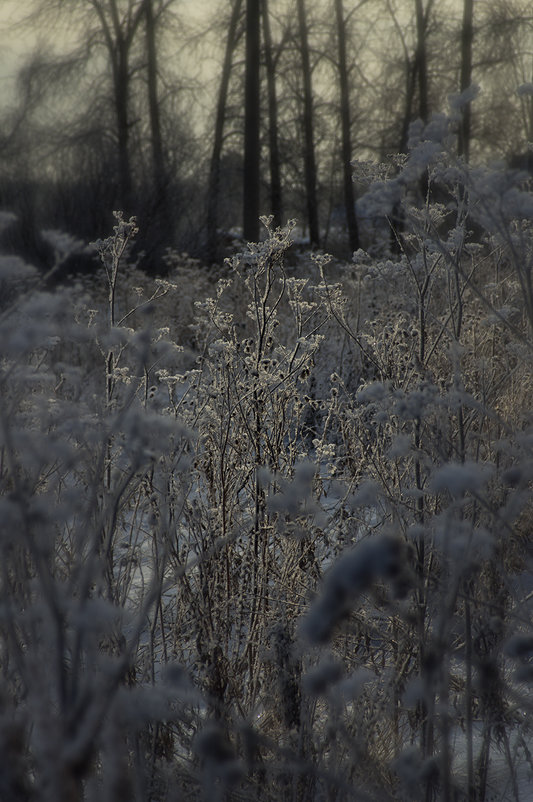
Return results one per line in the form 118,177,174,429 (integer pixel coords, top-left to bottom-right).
449,83,480,111
300,534,402,644
429,461,493,497
356,381,388,403
0,254,37,281
387,433,412,459
349,479,380,508
42,229,87,258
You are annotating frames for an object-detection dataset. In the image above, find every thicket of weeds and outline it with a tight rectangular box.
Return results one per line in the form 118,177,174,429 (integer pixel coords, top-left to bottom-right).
1,111,533,801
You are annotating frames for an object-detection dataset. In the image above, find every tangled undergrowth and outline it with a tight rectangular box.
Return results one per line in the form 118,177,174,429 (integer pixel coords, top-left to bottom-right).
1,111,533,802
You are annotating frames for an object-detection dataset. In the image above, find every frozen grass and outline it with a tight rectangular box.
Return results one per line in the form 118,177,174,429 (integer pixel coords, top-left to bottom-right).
1,113,533,801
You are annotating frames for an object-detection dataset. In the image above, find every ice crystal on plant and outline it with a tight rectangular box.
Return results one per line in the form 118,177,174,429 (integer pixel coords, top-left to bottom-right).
449,83,480,112
0,254,37,282
300,534,404,644
430,461,493,497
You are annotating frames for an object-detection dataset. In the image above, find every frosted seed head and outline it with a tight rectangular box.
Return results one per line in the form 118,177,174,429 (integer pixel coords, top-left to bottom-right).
300,534,405,644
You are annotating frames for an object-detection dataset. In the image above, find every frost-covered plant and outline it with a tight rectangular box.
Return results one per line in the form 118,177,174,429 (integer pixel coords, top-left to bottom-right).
0,214,198,801
300,102,533,801
159,220,335,749
3,117,533,800
0,212,360,800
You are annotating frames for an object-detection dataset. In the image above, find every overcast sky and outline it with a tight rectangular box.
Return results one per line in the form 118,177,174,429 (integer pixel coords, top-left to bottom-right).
0,2,32,101
0,0,212,106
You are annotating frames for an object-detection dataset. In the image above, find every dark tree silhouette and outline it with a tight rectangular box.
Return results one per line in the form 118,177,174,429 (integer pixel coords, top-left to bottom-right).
334,0,359,253
206,0,244,260
297,0,320,247
458,0,474,162
243,0,261,241
89,0,148,211
262,0,283,227
414,0,432,124
145,0,166,199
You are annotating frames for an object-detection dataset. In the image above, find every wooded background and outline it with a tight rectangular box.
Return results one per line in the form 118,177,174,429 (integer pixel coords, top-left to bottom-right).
0,0,531,265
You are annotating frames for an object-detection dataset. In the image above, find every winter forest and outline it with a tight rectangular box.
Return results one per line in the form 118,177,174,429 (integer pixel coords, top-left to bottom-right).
1,0,533,800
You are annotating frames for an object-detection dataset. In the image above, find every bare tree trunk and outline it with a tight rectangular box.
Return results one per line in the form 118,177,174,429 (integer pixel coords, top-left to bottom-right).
386,0,417,249
243,0,261,242
91,0,149,214
262,0,282,227
144,0,173,251
113,37,133,212
414,0,430,124
145,0,165,194
458,0,474,162
206,0,244,261
334,0,359,253
297,0,320,247
399,57,418,153
385,0,417,154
